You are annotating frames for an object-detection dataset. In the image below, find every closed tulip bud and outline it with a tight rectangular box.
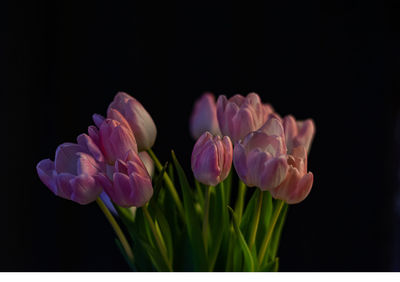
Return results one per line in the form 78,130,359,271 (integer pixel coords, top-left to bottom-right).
190,93,221,139
233,118,288,191
283,115,315,154
107,92,157,151
191,132,233,186
216,93,267,143
36,143,103,205
270,145,314,204
95,150,153,207
99,118,138,164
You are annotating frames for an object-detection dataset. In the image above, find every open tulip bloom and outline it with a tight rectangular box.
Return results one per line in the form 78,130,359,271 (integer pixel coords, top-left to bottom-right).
36,91,315,272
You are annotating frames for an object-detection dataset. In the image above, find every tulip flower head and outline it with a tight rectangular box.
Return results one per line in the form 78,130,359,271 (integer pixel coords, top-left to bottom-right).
95,150,154,207
269,145,314,204
233,118,288,191
36,142,103,205
107,92,157,151
190,93,221,139
99,118,138,164
283,115,315,154
191,131,233,186
216,93,268,143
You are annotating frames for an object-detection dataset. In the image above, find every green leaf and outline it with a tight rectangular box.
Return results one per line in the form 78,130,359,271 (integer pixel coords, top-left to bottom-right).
259,257,279,272
152,161,169,201
138,238,170,271
267,203,288,261
115,238,137,271
228,206,254,272
171,150,207,271
151,202,174,263
240,189,259,239
256,191,273,250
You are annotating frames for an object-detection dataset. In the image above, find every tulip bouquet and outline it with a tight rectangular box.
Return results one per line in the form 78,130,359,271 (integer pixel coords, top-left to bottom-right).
36,91,315,272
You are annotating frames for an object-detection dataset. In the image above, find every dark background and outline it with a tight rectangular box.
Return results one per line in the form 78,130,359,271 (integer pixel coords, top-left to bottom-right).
1,0,400,271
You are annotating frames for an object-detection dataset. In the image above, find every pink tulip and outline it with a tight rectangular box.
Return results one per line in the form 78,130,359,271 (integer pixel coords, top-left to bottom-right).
36,142,103,205
216,93,267,143
283,115,315,154
190,93,221,139
95,150,153,207
107,92,157,151
233,118,288,191
99,118,138,164
269,145,314,204
191,132,233,186
138,151,155,178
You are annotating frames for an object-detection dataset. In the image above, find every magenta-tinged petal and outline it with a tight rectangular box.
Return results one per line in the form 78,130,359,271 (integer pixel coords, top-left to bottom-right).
77,133,104,162
220,136,233,181
259,156,288,191
126,173,153,207
107,108,131,130
55,173,74,199
111,172,133,207
189,93,221,139
36,159,57,194
107,92,157,151
76,152,99,175
115,159,128,175
285,172,314,204
54,143,82,174
93,114,105,128
70,174,102,205
94,173,113,192
260,117,285,138
233,143,249,183
88,126,100,145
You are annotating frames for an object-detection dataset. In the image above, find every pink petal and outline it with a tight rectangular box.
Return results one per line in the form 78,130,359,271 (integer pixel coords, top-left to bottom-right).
77,133,104,162
55,173,74,199
70,174,102,205
93,114,105,128
36,159,57,194
54,143,82,174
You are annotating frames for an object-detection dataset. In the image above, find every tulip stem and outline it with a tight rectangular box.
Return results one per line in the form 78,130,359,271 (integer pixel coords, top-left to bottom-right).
258,199,285,264
248,190,263,250
142,205,173,271
147,149,185,221
234,180,246,224
202,185,212,257
96,197,134,263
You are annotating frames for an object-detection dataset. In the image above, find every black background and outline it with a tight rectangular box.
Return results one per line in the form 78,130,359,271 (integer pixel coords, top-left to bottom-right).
1,0,400,271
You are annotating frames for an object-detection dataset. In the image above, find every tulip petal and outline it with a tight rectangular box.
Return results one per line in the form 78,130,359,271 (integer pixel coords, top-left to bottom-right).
93,114,105,128
54,143,82,174
55,173,74,199
70,174,102,205
36,159,57,194
77,133,104,162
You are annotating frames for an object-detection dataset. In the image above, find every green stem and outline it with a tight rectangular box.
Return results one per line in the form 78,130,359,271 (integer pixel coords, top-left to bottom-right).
142,205,172,271
248,190,263,250
258,199,285,263
202,185,212,257
147,149,185,221
96,198,134,262
234,180,247,224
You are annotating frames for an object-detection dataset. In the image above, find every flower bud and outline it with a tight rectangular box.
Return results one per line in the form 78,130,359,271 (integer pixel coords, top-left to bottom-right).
107,92,157,151
99,118,138,164
216,93,267,143
233,118,288,190
269,145,314,204
190,93,221,139
191,132,233,186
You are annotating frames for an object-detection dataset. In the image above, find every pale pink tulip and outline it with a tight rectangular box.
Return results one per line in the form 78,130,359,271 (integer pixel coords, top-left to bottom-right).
191,132,233,186
95,150,153,207
36,142,103,205
233,118,288,191
99,118,138,164
190,93,221,139
138,151,154,178
269,145,314,204
216,93,267,143
107,92,157,151
283,115,315,154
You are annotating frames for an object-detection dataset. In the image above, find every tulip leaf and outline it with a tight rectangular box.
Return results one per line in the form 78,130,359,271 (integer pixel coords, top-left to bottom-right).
240,189,259,239
114,238,137,271
208,182,229,271
259,257,279,272
171,150,207,271
228,206,254,272
266,203,288,262
256,191,273,250
113,204,136,242
152,161,169,201
137,238,171,271
151,203,174,263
